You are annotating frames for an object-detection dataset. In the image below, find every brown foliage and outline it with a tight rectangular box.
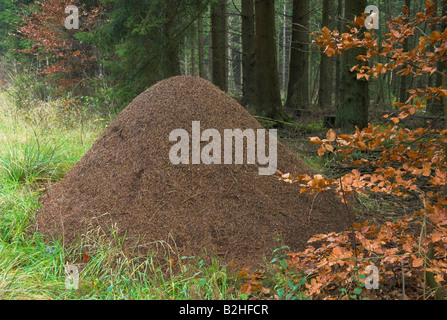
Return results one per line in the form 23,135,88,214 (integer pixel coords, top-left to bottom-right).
16,0,100,91
267,1,447,300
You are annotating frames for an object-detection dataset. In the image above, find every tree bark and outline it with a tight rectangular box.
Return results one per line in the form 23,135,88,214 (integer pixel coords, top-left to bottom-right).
336,0,369,129
429,0,445,115
286,0,310,110
281,2,289,93
399,0,411,104
241,0,257,107
162,0,181,78
255,0,287,120
211,0,228,92
318,0,335,110
190,23,196,76
232,32,242,92
335,0,343,100
198,12,206,79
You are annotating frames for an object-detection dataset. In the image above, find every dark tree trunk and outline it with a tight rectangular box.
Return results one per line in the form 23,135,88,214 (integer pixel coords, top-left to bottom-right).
399,0,411,104
211,0,228,92
336,0,369,129
286,0,310,110
335,0,343,101
442,0,447,123
428,0,445,115
197,12,205,79
255,0,286,120
190,23,196,76
231,14,242,92
162,0,181,78
318,0,335,110
241,0,257,107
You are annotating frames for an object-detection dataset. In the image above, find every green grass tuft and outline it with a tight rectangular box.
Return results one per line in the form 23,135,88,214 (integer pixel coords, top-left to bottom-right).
0,137,65,184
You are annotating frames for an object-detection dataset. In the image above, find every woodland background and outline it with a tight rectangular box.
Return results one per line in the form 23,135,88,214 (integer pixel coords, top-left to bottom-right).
0,0,447,301
2,0,444,125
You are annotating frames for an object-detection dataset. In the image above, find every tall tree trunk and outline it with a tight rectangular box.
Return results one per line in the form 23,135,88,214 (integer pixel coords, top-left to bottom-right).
318,0,335,110
399,0,411,104
281,2,289,93
391,71,400,103
204,20,213,80
231,14,242,92
255,0,286,120
336,0,369,129
227,14,236,92
441,0,447,124
211,0,228,92
335,0,343,101
162,0,181,78
428,0,444,115
190,23,196,76
198,12,206,79
197,14,205,78
286,0,310,110
242,0,257,107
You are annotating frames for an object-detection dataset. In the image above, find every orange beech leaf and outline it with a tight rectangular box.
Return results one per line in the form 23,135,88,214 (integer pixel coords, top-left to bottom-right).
327,129,337,142
318,145,326,157
261,287,271,295
238,270,249,278
356,141,368,151
82,251,91,262
403,242,413,253
282,173,291,179
337,134,353,141
430,31,441,41
300,187,310,194
416,12,425,19
391,117,400,124
321,26,332,38
353,16,365,27
325,47,337,57
412,257,424,268
297,174,312,182
431,232,443,243
310,137,323,145
332,247,343,256
422,163,432,177
309,175,326,189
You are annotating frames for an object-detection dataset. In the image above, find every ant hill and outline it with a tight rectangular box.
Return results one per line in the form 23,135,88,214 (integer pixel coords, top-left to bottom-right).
38,76,351,267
